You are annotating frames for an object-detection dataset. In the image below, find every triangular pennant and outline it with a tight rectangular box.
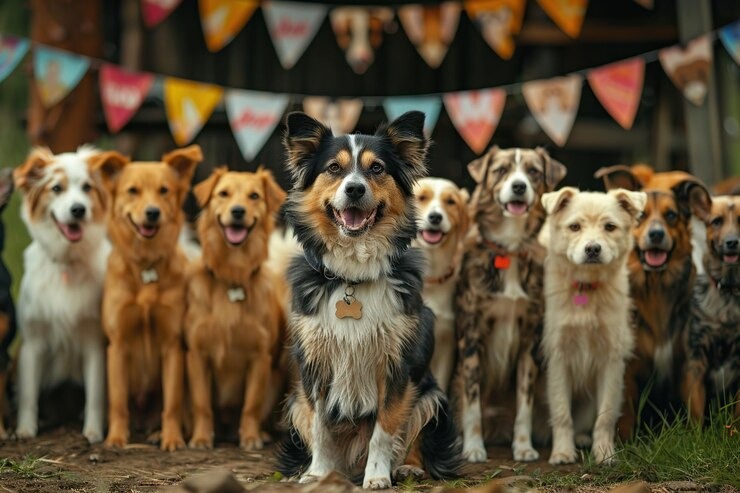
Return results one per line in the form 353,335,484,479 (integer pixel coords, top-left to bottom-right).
383,96,441,137
633,0,653,9
262,1,328,69
398,3,461,68
536,0,588,38
163,78,223,145
303,97,363,135
443,89,506,154
198,0,258,52
330,7,395,74
34,47,90,108
100,65,154,133
464,0,525,60
141,0,183,28
719,20,740,66
522,74,582,147
225,89,289,161
587,57,644,130
659,35,713,106
0,35,30,84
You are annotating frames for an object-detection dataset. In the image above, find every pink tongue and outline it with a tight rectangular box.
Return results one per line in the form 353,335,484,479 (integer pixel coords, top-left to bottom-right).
422,230,443,244
225,226,248,244
645,249,668,267
138,225,158,238
59,223,83,242
506,202,528,215
341,208,369,229
724,254,739,264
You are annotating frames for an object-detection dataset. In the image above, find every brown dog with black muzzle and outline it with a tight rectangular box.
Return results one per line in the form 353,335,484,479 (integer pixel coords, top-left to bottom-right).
185,167,287,450
93,145,202,451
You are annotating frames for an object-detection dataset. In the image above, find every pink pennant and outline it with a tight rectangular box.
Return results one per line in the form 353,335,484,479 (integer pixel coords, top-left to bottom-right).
443,89,506,154
587,58,644,130
141,0,183,28
100,65,154,133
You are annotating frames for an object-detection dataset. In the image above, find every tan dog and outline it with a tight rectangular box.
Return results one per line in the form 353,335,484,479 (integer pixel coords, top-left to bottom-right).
185,167,287,450
93,145,202,451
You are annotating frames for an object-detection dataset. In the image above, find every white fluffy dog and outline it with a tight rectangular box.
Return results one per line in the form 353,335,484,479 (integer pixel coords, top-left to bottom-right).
13,146,110,443
540,187,646,465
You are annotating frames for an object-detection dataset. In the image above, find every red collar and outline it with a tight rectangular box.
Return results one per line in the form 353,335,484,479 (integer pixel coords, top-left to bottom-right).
425,264,456,285
481,238,529,270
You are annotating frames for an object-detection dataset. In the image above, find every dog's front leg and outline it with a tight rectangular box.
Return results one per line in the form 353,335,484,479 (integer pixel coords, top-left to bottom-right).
300,400,340,484
16,331,45,438
458,330,486,462
81,332,106,444
681,356,707,424
239,349,271,450
160,341,186,451
512,347,539,461
591,359,626,464
105,341,130,447
617,357,640,442
186,347,214,449
547,358,576,465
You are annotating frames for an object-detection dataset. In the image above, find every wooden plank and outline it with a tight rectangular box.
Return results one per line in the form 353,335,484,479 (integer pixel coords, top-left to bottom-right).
518,23,678,45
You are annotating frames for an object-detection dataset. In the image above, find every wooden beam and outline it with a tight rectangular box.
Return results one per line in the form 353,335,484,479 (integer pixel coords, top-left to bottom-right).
518,23,678,45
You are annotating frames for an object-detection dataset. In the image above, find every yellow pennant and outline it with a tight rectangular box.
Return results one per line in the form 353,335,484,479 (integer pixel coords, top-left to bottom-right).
198,0,258,52
164,78,223,146
537,0,588,39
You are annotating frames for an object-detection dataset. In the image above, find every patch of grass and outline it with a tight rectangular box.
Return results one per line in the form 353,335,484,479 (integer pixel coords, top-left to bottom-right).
0,455,65,480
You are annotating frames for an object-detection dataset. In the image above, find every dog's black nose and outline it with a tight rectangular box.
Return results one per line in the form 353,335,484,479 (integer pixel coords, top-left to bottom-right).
345,182,366,200
725,237,739,251
585,243,602,258
648,228,665,243
231,206,246,221
145,207,161,223
511,181,527,195
70,203,86,219
428,212,443,225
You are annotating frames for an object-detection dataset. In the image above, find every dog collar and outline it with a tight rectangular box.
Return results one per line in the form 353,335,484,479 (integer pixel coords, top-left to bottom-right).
303,252,365,320
425,264,456,285
481,238,528,270
572,281,599,306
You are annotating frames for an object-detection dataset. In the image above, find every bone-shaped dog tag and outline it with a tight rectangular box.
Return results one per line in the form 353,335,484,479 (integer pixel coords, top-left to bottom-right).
141,268,158,284
228,287,246,303
335,298,362,320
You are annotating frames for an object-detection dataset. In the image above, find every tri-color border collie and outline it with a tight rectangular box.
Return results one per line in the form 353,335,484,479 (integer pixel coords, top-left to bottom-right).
278,111,460,488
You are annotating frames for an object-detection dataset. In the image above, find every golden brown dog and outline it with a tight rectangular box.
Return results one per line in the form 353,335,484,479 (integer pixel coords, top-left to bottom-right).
93,145,202,451
185,167,287,450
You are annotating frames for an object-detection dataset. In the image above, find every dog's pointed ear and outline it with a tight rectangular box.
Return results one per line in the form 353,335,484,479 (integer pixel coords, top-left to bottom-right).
672,178,712,221
284,112,332,186
378,110,429,177
89,151,130,194
257,166,287,215
467,146,498,184
193,166,228,208
594,164,643,191
0,168,14,210
611,189,647,219
536,147,567,190
13,147,53,192
542,187,578,215
163,145,203,191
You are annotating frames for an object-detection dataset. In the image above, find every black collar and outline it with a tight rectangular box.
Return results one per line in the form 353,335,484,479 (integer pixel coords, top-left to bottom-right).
304,250,365,284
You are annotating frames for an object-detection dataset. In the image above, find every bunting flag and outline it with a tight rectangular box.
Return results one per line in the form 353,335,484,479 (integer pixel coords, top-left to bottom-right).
198,0,258,52
398,3,461,68
330,7,395,74
141,0,183,28
262,1,328,69
303,97,363,135
164,78,223,145
383,96,441,136
464,0,525,60
0,35,30,84
587,57,644,130
100,65,155,133
443,88,506,154
719,21,740,66
659,35,712,106
34,47,90,108
225,89,289,161
536,0,589,39
522,74,582,146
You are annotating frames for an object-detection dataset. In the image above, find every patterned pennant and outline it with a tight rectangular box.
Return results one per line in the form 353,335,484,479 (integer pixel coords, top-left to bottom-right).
164,78,223,145
383,96,441,137
522,74,582,147
100,65,154,133
443,89,506,154
659,35,713,106
141,0,183,28
719,20,740,66
225,89,289,161
587,57,644,130
464,0,525,60
199,0,258,52
262,1,328,69
303,97,363,135
34,47,90,108
330,7,395,74
536,0,589,38
398,3,461,68
0,35,30,84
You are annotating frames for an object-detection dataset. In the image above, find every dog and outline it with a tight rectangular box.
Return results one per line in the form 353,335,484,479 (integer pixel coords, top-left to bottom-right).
595,165,712,439
412,177,469,394
277,111,460,488
683,195,740,422
454,146,566,463
185,167,287,450
93,145,201,451
540,187,646,465
0,168,16,439
13,146,109,443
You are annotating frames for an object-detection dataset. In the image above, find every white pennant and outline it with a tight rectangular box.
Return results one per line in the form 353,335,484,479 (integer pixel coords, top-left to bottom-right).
262,1,327,69
225,89,289,161
522,75,582,147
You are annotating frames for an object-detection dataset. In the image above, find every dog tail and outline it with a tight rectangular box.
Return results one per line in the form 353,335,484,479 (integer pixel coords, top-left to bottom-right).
276,425,311,478
419,377,463,479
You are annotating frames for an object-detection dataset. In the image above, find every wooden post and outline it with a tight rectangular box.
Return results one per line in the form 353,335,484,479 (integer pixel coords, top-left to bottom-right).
675,0,725,183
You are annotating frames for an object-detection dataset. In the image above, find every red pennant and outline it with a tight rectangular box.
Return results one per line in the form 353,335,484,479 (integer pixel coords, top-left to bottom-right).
443,88,506,154
100,65,154,133
141,0,183,28
587,58,644,130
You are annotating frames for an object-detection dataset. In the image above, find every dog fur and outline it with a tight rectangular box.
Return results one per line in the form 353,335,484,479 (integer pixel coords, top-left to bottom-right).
13,147,109,443
0,168,16,439
541,188,646,465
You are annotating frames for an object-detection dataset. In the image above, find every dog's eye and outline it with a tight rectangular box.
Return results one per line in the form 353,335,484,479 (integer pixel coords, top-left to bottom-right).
51,184,63,193
218,190,229,198
159,186,169,195
569,223,581,232
527,167,540,177
127,186,138,196
496,167,508,176
249,192,260,200
82,183,92,193
370,162,384,175
417,195,428,202
604,222,617,232
327,163,341,174
711,216,723,228
664,210,677,223
446,198,456,205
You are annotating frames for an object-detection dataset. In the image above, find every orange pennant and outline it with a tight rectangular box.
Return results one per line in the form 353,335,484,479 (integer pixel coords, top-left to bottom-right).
587,58,644,130
164,78,223,145
198,0,258,52
398,2,461,69
464,0,525,60
536,0,588,38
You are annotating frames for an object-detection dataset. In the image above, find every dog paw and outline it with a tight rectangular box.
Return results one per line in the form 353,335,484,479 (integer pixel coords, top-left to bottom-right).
575,432,592,449
15,425,38,440
363,476,392,490
105,433,128,448
146,430,161,445
549,449,578,465
463,443,487,463
240,435,264,451
592,441,616,464
83,427,104,444
188,435,214,450
513,446,540,462
298,474,321,484
393,465,425,482
160,431,186,452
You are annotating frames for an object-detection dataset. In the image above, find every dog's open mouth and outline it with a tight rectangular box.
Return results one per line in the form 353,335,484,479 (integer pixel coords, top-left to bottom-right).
420,229,445,245
723,253,739,265
641,248,670,269
220,220,256,246
504,201,528,216
332,206,378,234
129,215,159,239
54,216,83,242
